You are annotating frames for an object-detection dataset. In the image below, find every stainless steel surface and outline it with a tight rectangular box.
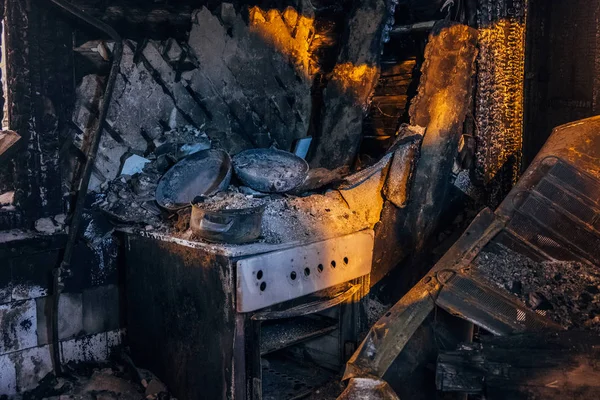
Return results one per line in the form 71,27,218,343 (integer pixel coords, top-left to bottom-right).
236,230,374,312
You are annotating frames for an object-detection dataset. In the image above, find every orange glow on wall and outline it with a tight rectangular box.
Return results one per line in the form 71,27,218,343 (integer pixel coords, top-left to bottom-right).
249,6,315,78
330,63,379,98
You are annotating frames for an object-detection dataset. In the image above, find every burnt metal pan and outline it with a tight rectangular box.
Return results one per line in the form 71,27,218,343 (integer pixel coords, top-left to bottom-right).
190,204,265,244
233,148,309,193
156,149,232,210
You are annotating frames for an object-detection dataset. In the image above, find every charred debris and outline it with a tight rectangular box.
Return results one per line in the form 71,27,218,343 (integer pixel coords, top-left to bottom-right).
0,0,600,399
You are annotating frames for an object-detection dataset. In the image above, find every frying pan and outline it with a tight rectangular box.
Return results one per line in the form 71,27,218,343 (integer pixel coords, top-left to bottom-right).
232,148,309,193
156,149,232,210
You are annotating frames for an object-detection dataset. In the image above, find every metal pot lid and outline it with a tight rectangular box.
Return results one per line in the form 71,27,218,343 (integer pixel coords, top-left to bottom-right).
156,149,232,210
232,148,309,193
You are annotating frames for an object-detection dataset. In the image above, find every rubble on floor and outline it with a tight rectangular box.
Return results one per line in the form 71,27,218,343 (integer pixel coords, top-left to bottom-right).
473,242,600,331
12,361,174,400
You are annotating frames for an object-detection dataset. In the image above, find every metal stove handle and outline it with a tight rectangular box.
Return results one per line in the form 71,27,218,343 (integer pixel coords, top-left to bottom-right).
251,284,362,321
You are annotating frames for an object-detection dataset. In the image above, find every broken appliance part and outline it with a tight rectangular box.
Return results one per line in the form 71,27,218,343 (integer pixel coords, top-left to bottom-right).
341,115,600,393
232,148,309,193
155,148,232,210
124,229,371,400
190,202,265,244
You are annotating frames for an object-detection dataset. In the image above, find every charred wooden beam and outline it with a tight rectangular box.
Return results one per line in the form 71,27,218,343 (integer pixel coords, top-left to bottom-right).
372,21,478,283
405,21,478,251
5,0,74,223
308,0,390,169
437,331,600,399
343,22,480,383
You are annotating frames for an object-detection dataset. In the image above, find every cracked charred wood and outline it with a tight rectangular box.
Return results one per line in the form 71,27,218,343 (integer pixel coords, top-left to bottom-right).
5,0,73,223
405,21,478,251
372,21,478,283
308,0,390,169
437,331,600,399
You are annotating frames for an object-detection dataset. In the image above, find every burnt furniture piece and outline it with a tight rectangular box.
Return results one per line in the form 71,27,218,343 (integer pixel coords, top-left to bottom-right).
123,230,372,400
342,115,600,392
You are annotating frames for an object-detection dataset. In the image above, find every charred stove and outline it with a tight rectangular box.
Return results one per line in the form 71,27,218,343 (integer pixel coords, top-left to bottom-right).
123,229,373,400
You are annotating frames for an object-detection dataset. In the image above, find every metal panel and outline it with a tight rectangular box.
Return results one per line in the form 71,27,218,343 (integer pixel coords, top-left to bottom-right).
236,230,374,312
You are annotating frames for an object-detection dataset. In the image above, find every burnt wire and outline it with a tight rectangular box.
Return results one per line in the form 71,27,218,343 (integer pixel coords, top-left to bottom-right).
48,0,123,376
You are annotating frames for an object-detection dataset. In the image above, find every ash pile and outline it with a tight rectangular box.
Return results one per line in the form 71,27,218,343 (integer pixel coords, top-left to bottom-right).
20,357,174,400
474,242,600,332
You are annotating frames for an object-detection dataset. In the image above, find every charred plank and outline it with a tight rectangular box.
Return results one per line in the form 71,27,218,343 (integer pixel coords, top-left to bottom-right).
437,331,600,399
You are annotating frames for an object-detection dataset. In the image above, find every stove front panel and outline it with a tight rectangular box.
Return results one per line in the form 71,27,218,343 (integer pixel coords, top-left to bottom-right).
236,230,374,312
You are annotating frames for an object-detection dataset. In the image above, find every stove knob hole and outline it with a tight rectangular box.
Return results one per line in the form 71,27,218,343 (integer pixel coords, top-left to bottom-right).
317,264,324,273
304,267,311,277
331,260,336,268
256,270,263,280
343,257,349,265
290,271,297,280
260,282,267,291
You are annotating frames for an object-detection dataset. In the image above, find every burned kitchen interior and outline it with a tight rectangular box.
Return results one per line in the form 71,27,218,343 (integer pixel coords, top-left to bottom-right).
1,0,600,398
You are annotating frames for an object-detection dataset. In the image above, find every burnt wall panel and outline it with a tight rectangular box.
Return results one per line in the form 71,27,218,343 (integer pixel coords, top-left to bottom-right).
124,234,236,400
523,0,600,167
5,0,74,224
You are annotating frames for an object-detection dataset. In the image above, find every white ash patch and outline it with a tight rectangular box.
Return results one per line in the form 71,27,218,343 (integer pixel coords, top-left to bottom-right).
194,190,266,212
